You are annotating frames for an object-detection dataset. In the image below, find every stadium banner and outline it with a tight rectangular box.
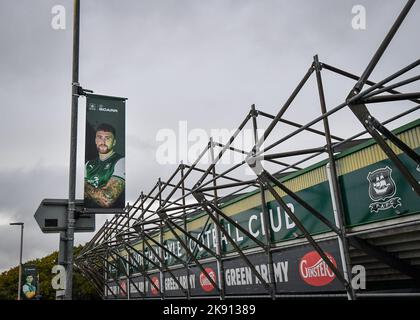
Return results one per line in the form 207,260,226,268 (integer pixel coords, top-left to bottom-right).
84,94,126,210
121,129,420,265
22,265,38,300
106,239,344,299
104,121,419,299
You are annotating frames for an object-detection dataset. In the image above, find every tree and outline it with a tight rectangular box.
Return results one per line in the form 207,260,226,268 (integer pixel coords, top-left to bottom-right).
0,245,100,300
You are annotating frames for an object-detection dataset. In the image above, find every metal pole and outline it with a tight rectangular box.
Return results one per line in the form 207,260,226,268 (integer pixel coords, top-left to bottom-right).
353,0,416,92
140,193,146,300
258,171,350,289
10,222,24,300
362,92,420,104
105,249,108,299
209,138,225,300
251,105,276,300
326,164,354,299
18,224,24,300
321,62,420,104
158,178,165,299
66,0,81,300
180,163,192,300
56,232,66,300
314,55,355,300
126,252,130,300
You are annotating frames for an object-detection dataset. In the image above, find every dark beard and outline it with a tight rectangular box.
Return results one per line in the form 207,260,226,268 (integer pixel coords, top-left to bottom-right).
97,144,110,154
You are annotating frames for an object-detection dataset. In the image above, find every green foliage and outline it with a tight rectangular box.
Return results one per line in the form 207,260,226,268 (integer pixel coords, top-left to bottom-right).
0,245,100,300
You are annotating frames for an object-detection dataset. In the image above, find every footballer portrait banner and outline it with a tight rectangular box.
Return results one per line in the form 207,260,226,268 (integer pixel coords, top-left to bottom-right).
85,94,126,210
22,265,38,300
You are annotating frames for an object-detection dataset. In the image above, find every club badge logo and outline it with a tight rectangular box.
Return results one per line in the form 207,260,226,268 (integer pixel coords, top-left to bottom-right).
367,166,401,213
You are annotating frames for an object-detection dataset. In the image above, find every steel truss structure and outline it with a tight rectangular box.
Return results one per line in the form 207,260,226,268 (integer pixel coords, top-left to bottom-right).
76,0,420,300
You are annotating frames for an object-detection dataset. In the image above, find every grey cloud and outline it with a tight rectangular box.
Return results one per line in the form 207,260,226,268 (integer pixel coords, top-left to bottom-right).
0,0,419,272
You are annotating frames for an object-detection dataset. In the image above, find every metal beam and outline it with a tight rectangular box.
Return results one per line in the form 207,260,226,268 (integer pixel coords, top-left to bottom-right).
348,236,420,285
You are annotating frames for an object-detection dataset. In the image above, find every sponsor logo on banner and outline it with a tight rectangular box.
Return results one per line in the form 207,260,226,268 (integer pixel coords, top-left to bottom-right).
367,166,401,213
151,276,160,296
119,280,127,296
199,268,217,292
299,251,337,286
88,103,97,111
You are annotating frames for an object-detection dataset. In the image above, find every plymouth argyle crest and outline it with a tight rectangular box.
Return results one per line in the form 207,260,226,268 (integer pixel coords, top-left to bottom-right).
367,166,401,213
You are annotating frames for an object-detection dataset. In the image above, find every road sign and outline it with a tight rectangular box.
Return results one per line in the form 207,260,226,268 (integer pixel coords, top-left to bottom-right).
34,199,95,233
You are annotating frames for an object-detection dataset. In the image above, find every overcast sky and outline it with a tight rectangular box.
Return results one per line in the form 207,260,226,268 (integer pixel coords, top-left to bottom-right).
0,0,418,273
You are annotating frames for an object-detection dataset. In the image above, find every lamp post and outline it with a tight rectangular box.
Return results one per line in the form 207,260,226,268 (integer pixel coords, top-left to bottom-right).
10,222,24,300
65,0,81,300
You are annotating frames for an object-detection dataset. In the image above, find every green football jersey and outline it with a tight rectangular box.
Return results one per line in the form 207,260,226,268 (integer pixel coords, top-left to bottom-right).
23,284,36,294
85,153,124,188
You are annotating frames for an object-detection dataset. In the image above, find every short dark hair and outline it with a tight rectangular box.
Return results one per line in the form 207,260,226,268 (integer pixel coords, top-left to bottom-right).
96,123,116,137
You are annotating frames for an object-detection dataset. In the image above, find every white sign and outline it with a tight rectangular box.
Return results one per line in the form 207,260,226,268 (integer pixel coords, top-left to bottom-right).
51,265,67,290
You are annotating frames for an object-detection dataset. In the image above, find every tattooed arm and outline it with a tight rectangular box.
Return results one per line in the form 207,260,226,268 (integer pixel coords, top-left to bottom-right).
85,176,124,208
25,291,36,299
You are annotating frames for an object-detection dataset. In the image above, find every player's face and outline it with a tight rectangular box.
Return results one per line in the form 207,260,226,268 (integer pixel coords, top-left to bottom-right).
26,275,33,284
95,130,116,154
